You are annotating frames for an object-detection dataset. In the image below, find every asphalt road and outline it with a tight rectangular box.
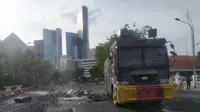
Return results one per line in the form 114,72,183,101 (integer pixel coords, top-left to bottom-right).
0,91,51,112
46,82,200,112
0,82,200,112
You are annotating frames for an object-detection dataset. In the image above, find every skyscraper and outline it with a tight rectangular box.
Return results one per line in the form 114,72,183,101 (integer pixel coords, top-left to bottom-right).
34,40,44,58
43,28,62,67
55,28,62,66
77,6,89,59
66,32,79,59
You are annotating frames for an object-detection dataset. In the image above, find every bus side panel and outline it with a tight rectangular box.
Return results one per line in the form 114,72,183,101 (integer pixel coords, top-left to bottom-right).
161,84,176,100
116,86,137,103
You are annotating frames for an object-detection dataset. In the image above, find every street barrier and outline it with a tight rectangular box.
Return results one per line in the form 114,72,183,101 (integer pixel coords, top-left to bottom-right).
4,86,13,92
1,92,6,97
15,85,23,89
0,87,33,98
21,87,33,91
13,89,22,94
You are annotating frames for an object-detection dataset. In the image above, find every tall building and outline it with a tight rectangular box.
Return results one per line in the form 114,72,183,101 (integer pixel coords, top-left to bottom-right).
34,40,44,58
66,32,79,59
55,28,62,65
43,28,62,67
77,6,89,59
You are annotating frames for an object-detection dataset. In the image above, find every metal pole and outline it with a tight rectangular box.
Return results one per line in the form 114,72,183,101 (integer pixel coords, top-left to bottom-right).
175,11,197,88
191,27,197,88
185,38,188,55
187,11,197,88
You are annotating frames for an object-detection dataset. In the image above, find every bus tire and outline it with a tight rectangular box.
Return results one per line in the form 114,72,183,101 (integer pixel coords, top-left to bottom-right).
112,86,122,107
111,84,114,97
152,101,162,105
112,92,121,107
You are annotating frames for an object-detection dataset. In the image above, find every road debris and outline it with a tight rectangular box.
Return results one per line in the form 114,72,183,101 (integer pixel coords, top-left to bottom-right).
14,95,32,103
9,89,59,112
62,108,76,112
87,89,108,101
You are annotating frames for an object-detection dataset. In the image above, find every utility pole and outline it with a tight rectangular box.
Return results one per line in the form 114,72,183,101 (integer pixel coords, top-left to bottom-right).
185,38,188,55
175,11,197,88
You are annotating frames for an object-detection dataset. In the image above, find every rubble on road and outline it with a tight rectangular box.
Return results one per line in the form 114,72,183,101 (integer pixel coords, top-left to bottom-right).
62,88,108,102
86,89,108,101
14,95,32,103
75,90,85,97
64,89,86,98
10,91,59,112
62,108,76,112
89,92,108,101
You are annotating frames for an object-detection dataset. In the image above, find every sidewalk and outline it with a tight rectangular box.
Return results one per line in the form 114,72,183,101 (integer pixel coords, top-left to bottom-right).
183,81,200,92
191,86,200,92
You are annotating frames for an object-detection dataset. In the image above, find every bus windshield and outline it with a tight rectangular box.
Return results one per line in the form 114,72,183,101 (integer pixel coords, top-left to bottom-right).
118,48,142,68
118,47,167,68
143,47,167,66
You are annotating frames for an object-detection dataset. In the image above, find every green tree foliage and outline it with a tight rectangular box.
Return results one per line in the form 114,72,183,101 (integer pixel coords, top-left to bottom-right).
90,66,101,79
197,51,200,61
0,47,57,89
91,23,152,78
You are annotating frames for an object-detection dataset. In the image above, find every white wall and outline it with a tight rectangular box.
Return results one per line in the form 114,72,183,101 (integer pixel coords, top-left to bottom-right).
60,55,75,71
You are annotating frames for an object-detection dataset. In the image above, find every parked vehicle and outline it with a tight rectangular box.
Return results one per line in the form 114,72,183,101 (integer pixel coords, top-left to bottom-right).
104,29,177,106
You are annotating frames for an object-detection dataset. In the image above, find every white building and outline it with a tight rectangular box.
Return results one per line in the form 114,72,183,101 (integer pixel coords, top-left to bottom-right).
60,55,75,71
88,48,96,58
76,58,96,77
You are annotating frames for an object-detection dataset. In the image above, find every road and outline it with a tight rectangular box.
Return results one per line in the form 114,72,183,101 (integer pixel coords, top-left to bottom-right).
0,82,200,112
0,90,50,112
46,82,200,112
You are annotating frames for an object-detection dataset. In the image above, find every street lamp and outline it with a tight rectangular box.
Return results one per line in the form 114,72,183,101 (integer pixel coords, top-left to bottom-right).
175,11,197,88
195,42,200,46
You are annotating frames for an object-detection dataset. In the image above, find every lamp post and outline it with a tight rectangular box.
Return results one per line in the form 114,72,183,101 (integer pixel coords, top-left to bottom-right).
175,11,197,88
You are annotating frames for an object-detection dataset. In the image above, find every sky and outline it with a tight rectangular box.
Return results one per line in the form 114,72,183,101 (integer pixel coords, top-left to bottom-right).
0,0,200,55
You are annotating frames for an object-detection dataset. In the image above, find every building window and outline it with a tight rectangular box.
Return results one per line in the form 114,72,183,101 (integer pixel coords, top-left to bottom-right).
55,56,57,64
51,32,56,44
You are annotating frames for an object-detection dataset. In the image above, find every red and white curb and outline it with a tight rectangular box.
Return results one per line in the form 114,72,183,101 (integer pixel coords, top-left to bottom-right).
0,87,33,98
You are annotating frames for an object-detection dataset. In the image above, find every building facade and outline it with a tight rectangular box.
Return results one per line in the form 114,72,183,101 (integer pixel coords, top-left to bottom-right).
43,28,62,67
169,56,200,73
77,6,89,59
60,55,75,71
34,40,44,58
66,32,79,59
76,58,96,77
55,28,62,66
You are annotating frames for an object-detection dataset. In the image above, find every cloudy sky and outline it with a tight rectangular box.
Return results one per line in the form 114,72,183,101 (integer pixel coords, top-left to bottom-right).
0,0,199,55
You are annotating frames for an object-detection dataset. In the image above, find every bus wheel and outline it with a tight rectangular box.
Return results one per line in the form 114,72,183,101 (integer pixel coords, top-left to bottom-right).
152,101,162,106
112,92,121,107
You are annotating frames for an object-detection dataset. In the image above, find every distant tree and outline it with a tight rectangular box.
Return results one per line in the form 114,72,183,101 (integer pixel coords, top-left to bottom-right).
91,23,152,77
90,66,101,79
0,47,57,88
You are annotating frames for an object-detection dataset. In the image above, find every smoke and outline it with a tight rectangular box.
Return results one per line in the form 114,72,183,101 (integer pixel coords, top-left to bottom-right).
88,8,104,26
88,8,101,17
60,8,104,26
60,11,78,24
89,12,104,26
60,2,68,12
